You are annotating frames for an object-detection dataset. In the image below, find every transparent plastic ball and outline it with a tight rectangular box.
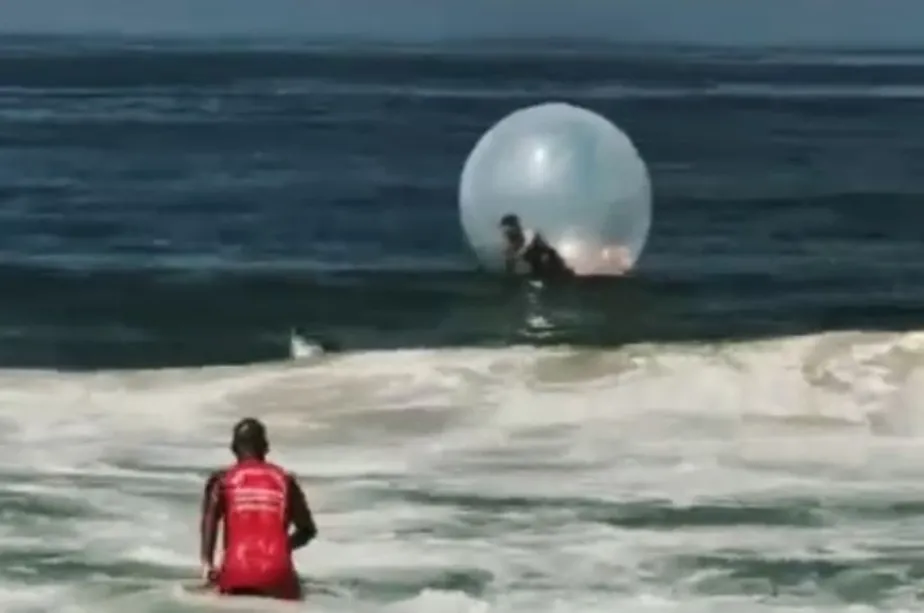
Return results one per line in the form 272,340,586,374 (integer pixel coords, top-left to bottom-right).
459,102,652,276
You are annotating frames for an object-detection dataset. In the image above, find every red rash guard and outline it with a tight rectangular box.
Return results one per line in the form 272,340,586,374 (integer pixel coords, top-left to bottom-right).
200,459,315,600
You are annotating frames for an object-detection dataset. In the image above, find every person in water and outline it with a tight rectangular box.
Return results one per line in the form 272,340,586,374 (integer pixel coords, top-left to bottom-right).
199,417,317,600
499,214,574,279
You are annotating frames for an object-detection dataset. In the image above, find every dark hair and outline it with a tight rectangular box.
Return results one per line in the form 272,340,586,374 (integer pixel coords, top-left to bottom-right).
500,214,520,228
230,417,269,457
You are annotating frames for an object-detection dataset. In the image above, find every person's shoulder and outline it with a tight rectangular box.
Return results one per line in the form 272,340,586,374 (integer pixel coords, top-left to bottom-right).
282,469,302,485
205,468,227,484
280,469,309,504
202,469,226,496
277,467,307,493
262,462,299,482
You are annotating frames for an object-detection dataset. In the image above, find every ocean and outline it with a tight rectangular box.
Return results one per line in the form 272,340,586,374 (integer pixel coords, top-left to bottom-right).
1,34,924,612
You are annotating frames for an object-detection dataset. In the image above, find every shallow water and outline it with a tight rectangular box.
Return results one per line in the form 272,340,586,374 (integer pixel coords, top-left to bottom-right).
6,333,924,611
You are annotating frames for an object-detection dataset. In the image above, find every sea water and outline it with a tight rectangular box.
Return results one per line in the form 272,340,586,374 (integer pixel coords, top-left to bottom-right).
1,38,924,612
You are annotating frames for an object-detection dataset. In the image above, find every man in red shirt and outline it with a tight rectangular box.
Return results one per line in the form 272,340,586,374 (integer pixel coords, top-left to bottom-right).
199,418,318,600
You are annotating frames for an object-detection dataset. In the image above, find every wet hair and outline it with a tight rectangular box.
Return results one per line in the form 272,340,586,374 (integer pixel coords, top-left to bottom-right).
230,417,269,458
499,214,520,229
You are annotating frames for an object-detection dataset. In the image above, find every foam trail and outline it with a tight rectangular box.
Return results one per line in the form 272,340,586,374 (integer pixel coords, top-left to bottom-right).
289,330,327,360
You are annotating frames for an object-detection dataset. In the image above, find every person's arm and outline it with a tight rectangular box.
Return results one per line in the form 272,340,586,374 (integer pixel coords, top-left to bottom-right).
199,471,224,577
532,236,574,278
503,244,517,274
286,474,318,551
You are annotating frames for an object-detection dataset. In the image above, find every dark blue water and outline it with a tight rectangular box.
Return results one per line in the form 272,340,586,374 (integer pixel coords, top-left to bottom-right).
1,36,923,368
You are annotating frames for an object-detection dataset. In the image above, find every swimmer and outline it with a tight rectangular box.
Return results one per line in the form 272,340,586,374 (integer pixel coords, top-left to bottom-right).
199,418,317,601
500,214,574,279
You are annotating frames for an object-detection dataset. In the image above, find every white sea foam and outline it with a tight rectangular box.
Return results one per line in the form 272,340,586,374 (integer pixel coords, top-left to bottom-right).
1,329,924,611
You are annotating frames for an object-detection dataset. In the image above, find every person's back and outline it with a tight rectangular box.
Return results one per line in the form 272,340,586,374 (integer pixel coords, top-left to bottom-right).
219,459,295,595
521,234,572,279
200,418,317,601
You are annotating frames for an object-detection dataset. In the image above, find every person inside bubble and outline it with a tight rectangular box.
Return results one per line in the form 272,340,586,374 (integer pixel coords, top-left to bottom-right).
499,213,574,279
500,214,634,278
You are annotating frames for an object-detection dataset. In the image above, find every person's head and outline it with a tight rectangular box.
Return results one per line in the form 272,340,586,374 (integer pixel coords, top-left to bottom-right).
500,214,524,245
230,417,269,460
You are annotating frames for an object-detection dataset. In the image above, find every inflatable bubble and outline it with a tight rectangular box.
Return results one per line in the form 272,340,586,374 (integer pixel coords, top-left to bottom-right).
459,102,652,276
